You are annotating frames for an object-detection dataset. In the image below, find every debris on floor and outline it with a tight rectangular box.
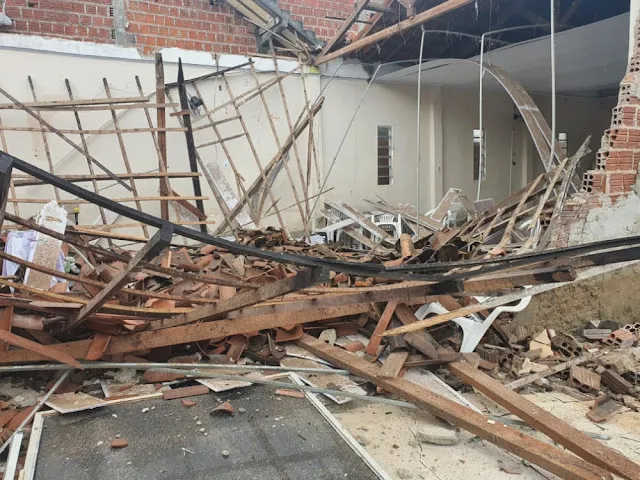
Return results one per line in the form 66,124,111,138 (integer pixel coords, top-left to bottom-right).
0,97,639,480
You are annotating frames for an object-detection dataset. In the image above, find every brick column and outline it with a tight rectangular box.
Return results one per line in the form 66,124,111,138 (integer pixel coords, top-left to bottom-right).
549,13,640,248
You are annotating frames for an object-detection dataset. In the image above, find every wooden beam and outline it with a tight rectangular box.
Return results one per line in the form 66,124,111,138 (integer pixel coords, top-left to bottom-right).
66,224,173,330
296,335,611,480
0,329,82,369
152,267,329,330
12,172,200,187
7,196,208,205
0,306,13,351
449,361,640,480
319,0,371,58
365,300,398,355
382,282,568,337
0,96,150,109
0,303,374,364
177,59,207,231
315,0,473,65
394,303,438,359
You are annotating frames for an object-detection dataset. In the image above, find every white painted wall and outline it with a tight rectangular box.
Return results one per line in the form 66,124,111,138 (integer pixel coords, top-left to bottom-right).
0,35,617,237
0,42,320,237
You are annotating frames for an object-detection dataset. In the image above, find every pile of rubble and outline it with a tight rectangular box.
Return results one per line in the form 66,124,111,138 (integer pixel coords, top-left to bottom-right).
1,152,640,479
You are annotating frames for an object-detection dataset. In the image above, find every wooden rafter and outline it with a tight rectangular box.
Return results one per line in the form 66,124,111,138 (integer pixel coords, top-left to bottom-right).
315,0,473,65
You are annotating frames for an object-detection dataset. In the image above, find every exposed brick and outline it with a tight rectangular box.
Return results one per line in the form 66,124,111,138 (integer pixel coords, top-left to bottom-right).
2,0,354,55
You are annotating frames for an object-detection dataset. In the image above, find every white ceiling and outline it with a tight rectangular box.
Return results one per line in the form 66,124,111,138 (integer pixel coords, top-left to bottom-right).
376,13,629,97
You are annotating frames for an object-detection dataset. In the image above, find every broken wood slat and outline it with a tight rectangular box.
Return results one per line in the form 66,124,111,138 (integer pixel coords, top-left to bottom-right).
0,306,13,351
382,282,569,337
539,136,592,250
364,300,398,356
496,173,544,248
506,355,590,390
0,329,82,369
315,0,474,65
296,335,610,480
394,303,439,359
12,172,201,187
5,212,253,289
162,385,210,400
155,53,170,221
85,333,111,361
528,158,568,229
66,224,174,330
196,133,246,149
177,60,207,231
449,360,640,480
8,196,209,204
0,96,151,109
326,201,394,246
0,303,374,364
152,267,329,330
0,280,192,317
0,249,218,305
462,266,576,293
342,227,393,254
0,126,186,134
379,350,409,377
318,0,371,57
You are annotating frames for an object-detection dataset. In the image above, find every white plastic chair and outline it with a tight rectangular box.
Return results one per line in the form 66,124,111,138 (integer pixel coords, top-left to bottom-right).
414,293,532,352
370,212,402,239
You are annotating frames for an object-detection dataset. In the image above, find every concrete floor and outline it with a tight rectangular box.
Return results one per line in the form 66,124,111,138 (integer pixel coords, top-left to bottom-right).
329,391,640,480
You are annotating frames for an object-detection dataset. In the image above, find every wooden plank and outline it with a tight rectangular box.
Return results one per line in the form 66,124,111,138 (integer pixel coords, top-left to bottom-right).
177,59,207,230
315,0,474,65
85,333,111,361
0,303,374,364
66,224,173,330
296,334,611,480
379,350,409,377
539,136,592,250
0,96,150,109
162,385,209,400
528,159,567,229
152,267,329,330
8,196,208,204
506,355,590,390
0,329,82,368
319,0,371,58
0,306,13,351
496,173,544,248
449,361,640,480
64,78,112,246
12,172,200,187
394,303,438,359
0,249,217,305
327,201,394,245
382,282,569,337
155,53,170,221
365,300,398,356
0,126,185,134
5,212,254,289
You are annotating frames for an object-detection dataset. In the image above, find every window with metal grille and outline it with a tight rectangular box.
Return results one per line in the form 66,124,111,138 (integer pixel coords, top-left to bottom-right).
558,132,568,156
473,128,485,181
377,126,392,185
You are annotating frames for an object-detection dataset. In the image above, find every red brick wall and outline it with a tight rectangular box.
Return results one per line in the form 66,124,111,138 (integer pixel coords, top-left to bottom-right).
3,0,353,55
550,18,640,248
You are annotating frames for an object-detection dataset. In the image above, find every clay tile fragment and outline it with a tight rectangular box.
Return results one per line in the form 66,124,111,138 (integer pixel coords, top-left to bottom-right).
111,438,129,449
210,401,235,416
182,399,197,408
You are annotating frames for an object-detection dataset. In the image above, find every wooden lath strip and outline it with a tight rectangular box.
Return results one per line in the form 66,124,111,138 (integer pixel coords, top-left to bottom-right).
64,78,113,247
27,76,61,203
12,172,201,187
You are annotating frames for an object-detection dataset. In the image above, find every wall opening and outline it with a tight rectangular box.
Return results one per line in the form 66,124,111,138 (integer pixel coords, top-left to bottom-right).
377,125,393,186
